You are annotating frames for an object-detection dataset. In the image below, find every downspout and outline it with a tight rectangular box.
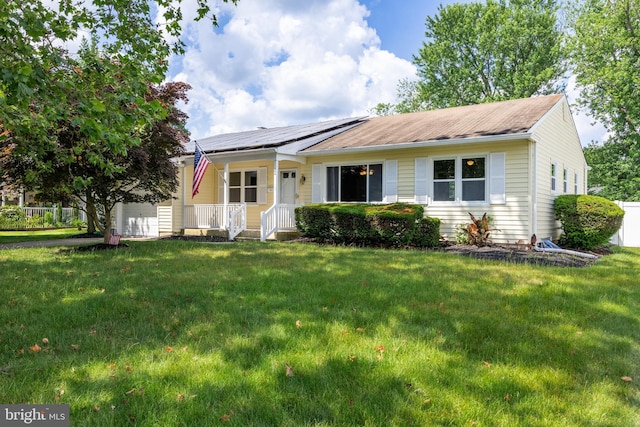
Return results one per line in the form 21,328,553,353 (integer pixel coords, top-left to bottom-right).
531,137,539,239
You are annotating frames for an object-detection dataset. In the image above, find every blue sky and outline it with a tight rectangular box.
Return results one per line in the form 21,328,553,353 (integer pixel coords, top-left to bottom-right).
169,0,605,145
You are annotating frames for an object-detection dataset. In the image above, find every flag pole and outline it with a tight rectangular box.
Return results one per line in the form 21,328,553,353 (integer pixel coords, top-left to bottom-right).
194,141,226,184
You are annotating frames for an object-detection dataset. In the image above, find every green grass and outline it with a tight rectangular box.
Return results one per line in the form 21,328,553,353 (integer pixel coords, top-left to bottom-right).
0,228,87,244
0,241,638,426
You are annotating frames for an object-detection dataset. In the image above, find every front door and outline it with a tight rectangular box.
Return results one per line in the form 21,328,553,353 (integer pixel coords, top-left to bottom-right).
280,170,297,204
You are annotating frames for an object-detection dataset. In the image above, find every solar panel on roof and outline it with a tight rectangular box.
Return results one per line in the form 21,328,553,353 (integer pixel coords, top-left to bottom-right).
184,117,366,154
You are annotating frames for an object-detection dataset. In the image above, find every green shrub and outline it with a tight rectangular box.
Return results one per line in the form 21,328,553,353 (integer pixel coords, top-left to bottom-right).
26,214,45,228
0,206,26,229
295,203,438,248
330,204,374,245
412,217,441,248
294,204,335,240
368,210,416,246
44,211,54,226
554,195,624,249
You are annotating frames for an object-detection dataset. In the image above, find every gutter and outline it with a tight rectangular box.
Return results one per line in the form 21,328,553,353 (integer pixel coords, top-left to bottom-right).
300,132,533,157
175,147,278,164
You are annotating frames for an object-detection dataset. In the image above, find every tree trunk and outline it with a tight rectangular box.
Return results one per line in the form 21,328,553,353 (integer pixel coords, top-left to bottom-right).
102,208,112,245
87,213,95,234
86,191,96,234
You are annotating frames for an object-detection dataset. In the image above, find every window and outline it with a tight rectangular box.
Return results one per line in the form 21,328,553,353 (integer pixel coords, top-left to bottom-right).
433,159,455,202
574,172,579,194
433,157,485,202
326,164,383,202
563,168,568,193
229,170,258,203
551,163,557,192
462,157,486,201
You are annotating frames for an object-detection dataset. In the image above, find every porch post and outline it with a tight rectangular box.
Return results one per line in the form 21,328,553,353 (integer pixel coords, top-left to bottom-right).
1,190,5,206
223,162,229,229
18,187,24,207
273,159,280,205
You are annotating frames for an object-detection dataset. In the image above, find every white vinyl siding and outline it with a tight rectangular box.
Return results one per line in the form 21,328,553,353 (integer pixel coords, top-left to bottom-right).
301,142,531,244
531,97,588,241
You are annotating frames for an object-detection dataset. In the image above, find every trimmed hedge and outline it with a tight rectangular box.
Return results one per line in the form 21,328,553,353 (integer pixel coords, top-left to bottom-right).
295,203,440,248
554,195,624,249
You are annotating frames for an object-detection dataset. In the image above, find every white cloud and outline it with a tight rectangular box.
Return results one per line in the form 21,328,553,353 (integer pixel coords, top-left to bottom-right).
565,76,610,146
168,0,416,139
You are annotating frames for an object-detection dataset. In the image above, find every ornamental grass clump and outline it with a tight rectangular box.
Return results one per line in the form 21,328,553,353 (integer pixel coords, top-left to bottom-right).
554,195,624,250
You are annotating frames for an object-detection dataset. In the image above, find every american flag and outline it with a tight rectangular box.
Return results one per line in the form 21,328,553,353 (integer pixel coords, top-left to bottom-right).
192,144,211,198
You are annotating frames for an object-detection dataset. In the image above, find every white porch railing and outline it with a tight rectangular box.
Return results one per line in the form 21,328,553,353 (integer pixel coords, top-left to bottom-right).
184,204,246,240
260,204,300,241
228,204,247,240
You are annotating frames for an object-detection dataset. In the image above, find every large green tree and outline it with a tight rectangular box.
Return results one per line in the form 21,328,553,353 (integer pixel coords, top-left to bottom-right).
584,140,640,201
0,0,235,240
568,0,640,200
1,43,192,241
375,0,565,115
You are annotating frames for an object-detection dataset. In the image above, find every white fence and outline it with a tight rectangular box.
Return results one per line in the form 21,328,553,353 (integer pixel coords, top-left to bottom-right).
0,207,86,229
612,201,640,248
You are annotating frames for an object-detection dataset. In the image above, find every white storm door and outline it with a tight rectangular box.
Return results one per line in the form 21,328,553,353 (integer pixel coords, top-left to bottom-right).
280,170,297,204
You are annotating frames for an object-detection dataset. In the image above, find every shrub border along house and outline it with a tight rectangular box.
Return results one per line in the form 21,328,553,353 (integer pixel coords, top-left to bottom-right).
554,194,625,250
295,203,440,248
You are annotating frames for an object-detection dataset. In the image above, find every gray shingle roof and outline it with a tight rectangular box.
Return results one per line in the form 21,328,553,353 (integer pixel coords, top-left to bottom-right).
303,94,564,152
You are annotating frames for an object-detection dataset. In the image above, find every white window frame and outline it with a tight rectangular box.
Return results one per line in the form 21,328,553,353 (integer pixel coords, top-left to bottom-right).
430,155,488,206
324,161,385,203
551,162,558,193
229,168,259,204
574,172,579,194
563,167,568,194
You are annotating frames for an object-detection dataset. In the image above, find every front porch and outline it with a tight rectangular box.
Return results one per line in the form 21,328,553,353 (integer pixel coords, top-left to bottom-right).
183,203,300,241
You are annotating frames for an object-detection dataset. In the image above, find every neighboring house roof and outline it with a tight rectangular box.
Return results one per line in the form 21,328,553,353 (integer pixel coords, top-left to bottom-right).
185,117,366,155
303,94,564,153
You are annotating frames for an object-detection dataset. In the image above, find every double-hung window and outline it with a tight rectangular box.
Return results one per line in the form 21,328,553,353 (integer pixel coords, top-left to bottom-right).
433,157,486,203
326,164,383,202
229,170,258,203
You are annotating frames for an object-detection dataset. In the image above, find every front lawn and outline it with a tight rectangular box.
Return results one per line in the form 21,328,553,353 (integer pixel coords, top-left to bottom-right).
0,241,638,426
0,228,87,244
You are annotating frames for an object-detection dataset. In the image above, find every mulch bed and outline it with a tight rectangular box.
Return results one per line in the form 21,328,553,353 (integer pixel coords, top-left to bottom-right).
75,243,129,252
289,237,605,268
441,244,603,268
